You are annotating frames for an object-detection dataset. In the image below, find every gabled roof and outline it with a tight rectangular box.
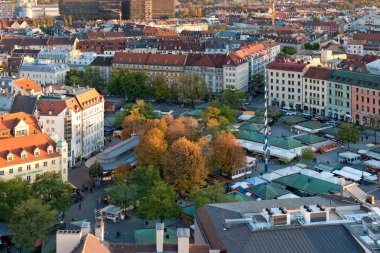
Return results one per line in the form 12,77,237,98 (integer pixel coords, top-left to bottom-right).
266,59,307,72
12,78,42,94
112,52,186,66
274,173,341,195
294,133,327,144
246,183,289,199
90,56,113,67
304,66,331,80
185,54,226,68
0,112,40,134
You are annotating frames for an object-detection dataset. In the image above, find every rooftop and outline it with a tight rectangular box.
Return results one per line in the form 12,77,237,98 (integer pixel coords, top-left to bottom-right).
266,59,307,72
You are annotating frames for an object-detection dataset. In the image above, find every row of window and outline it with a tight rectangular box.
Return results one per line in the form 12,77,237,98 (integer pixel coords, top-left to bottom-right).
0,160,56,176
270,72,301,79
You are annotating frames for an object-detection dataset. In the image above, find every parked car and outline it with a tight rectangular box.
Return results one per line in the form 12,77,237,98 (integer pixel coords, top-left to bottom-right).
286,111,297,116
325,120,339,127
239,106,248,111
302,112,312,117
281,106,292,112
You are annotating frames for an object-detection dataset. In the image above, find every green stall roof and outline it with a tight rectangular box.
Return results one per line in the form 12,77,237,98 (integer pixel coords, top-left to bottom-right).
246,183,289,200
294,134,327,144
274,173,341,195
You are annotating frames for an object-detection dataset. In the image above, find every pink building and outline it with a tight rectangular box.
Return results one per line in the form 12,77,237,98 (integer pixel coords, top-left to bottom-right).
352,85,380,126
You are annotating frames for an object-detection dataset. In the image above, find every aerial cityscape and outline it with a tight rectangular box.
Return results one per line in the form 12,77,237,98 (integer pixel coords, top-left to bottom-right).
1,0,380,252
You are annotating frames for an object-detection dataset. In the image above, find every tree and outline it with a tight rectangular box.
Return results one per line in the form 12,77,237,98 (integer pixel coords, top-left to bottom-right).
178,74,208,107
338,123,360,150
136,127,168,170
252,73,265,92
107,69,147,100
107,182,138,210
120,114,145,140
89,162,104,180
209,132,246,175
276,52,287,59
165,116,198,142
189,183,236,209
127,100,155,119
200,107,229,134
282,46,297,55
137,181,179,222
208,100,236,123
0,180,31,222
153,75,170,100
65,69,84,86
9,199,56,252
82,67,104,90
165,137,208,194
312,43,320,50
113,164,133,182
219,85,245,109
300,147,316,169
312,16,321,22
131,166,162,200
31,172,73,211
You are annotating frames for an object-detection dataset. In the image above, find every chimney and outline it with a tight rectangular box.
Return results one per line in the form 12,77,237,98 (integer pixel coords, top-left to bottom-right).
177,228,190,253
156,223,164,253
95,219,104,241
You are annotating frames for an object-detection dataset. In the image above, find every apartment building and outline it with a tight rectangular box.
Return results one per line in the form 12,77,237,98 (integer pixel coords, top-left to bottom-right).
267,59,309,110
302,67,331,116
37,49,82,64
0,1,14,19
37,87,104,167
0,112,68,182
327,70,352,121
184,54,225,94
19,59,69,85
112,52,186,86
223,53,249,91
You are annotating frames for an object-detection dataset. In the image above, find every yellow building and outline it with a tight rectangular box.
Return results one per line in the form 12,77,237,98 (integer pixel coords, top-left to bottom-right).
0,112,68,182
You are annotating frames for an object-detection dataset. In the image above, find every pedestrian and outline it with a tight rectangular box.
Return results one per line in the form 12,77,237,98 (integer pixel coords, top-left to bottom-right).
116,231,120,238
79,202,81,210
90,187,93,193
366,136,369,141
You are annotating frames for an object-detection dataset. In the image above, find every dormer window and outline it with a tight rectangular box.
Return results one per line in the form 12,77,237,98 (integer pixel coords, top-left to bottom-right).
34,148,40,156
21,152,27,159
47,145,53,154
7,153,13,162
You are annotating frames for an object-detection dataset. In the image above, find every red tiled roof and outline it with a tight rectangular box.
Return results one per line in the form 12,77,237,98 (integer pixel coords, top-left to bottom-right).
266,59,307,72
0,133,59,168
12,78,42,94
0,112,41,134
304,66,331,80
347,40,366,46
353,33,380,43
113,52,186,66
87,32,125,40
224,52,246,66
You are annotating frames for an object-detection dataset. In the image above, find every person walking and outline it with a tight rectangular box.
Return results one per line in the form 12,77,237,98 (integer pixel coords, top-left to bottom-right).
79,202,81,210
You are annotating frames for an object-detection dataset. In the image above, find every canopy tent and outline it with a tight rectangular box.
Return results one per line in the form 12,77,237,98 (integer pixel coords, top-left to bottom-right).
338,152,361,164
238,114,254,121
244,177,267,186
231,181,251,189
101,205,122,215
364,160,380,170
340,166,377,181
333,170,362,182
277,193,301,199
246,183,289,200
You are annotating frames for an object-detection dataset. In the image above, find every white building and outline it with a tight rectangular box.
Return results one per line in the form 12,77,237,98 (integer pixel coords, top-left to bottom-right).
302,66,331,116
37,87,104,167
19,59,69,85
346,40,365,55
267,59,309,110
37,49,81,64
223,53,249,91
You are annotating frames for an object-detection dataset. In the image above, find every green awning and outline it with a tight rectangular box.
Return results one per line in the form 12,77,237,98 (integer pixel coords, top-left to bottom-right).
246,183,289,200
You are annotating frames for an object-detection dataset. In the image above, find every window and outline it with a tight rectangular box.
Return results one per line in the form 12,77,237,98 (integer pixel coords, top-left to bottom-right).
52,160,56,165
21,152,27,159
9,168,13,174
0,170,3,176
35,163,39,169
26,176,31,181
44,161,47,167
27,165,31,170
18,167,22,172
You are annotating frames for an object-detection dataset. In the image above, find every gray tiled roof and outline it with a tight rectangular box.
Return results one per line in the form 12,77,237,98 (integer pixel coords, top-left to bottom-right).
196,196,363,253
10,95,37,114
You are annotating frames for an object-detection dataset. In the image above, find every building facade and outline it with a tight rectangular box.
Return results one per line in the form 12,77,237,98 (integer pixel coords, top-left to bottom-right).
19,60,69,85
0,112,68,182
327,70,352,121
37,87,104,167
0,0,14,19
302,67,331,116
267,59,309,110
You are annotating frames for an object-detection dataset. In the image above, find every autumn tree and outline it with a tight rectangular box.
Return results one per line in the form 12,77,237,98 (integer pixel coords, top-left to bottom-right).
112,164,133,182
120,114,145,140
209,132,246,175
166,117,198,143
201,107,229,134
165,137,208,194
178,74,208,107
136,127,168,170
142,118,168,135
